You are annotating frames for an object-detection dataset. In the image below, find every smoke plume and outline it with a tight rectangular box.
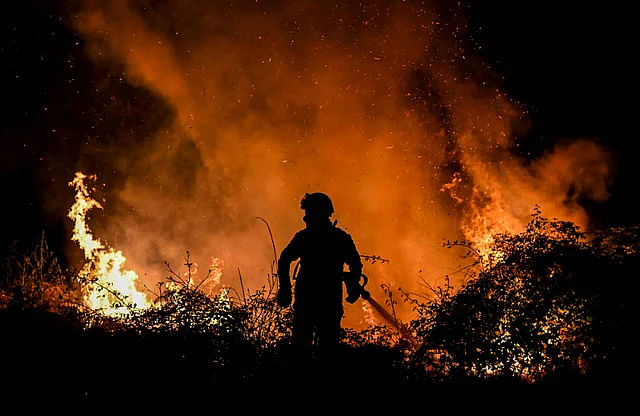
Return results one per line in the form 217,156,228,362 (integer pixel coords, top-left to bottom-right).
65,0,612,325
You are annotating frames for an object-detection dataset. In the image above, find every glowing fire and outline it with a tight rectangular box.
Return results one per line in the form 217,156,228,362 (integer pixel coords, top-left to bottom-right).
64,1,613,326
68,172,150,315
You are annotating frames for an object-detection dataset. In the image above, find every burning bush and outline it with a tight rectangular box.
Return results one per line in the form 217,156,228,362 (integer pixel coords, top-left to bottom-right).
3,208,639,396
407,209,640,382
0,232,83,315
1,241,295,393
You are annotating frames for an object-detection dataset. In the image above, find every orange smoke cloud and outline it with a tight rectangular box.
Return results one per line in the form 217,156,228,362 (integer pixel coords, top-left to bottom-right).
66,0,612,326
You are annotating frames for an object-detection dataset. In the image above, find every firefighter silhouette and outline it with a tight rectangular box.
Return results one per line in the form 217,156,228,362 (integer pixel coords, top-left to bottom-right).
277,192,363,358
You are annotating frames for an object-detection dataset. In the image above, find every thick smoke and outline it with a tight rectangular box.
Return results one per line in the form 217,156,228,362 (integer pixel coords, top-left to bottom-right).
66,0,612,326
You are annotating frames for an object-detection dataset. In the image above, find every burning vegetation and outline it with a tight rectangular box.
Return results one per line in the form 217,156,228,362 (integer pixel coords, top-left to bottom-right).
68,172,150,315
2,193,639,393
408,210,640,381
53,0,615,328
1,0,637,397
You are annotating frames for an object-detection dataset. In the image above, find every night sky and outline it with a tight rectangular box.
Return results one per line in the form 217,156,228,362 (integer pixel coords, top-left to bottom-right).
1,0,636,260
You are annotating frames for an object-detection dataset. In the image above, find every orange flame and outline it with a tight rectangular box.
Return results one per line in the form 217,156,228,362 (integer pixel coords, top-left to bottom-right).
68,172,150,315
66,1,613,326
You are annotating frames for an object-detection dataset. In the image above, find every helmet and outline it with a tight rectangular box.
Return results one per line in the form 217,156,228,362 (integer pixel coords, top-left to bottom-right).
300,192,334,217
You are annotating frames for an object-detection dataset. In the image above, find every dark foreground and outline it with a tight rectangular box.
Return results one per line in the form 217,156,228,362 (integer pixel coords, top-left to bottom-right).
2,306,635,404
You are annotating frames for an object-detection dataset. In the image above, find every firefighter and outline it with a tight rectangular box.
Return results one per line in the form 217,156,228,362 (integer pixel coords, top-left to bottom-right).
277,192,363,360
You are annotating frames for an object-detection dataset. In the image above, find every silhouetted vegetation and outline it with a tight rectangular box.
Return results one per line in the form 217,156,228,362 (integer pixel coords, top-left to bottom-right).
1,210,638,398
406,209,640,383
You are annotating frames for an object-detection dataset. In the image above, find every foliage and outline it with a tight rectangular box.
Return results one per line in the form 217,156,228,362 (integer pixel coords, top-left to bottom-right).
0,232,83,314
406,208,640,382
80,253,296,381
2,212,639,393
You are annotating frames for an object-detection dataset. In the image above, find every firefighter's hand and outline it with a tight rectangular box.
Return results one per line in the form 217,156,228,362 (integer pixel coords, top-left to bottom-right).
277,287,292,308
345,280,361,304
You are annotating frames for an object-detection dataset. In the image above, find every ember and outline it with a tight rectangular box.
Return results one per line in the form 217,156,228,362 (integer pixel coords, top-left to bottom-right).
62,0,612,325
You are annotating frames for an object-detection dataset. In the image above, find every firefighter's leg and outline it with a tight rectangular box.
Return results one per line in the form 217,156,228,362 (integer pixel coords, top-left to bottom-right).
315,307,343,366
292,307,314,363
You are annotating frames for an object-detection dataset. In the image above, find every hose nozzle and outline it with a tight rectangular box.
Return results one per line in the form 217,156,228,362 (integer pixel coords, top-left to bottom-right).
345,273,370,303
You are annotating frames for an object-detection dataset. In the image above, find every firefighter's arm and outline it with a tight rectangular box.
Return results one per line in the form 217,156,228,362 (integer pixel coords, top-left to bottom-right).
344,234,364,303
276,234,300,307
345,233,363,278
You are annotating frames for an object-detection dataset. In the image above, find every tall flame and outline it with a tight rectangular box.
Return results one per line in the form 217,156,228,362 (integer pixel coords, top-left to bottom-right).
68,172,150,315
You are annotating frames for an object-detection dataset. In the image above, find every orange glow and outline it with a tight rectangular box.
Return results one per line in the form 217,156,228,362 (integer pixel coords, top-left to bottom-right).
65,1,613,326
68,172,150,315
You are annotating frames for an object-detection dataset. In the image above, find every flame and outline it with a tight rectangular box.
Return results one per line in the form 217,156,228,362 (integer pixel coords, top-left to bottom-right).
64,1,613,326
361,300,377,327
68,172,150,315
464,187,524,262
208,257,224,287
182,256,224,295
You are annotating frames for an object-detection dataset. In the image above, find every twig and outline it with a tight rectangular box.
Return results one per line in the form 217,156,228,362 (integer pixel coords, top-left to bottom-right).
226,287,243,305
256,217,278,269
238,267,247,306
446,261,480,276
184,251,193,287
381,283,398,323
418,276,438,295
444,239,484,266
164,261,187,285
360,254,390,264
398,287,431,302
78,274,138,313
194,269,213,291
143,283,160,298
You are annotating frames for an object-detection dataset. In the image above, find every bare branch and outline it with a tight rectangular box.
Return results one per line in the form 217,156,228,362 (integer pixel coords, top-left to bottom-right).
237,268,247,306
256,217,278,270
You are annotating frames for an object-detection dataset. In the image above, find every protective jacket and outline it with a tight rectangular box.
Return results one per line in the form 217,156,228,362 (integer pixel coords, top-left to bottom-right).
278,221,362,312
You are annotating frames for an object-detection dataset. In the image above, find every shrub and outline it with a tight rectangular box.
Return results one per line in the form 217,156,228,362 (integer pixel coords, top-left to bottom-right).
407,209,640,382
0,232,83,314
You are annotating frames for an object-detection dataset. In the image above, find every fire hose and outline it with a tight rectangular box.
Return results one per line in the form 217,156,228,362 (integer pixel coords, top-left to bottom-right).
291,262,415,344
345,272,415,343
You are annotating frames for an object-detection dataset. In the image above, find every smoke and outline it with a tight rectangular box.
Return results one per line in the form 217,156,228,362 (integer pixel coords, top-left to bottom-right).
65,0,612,325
